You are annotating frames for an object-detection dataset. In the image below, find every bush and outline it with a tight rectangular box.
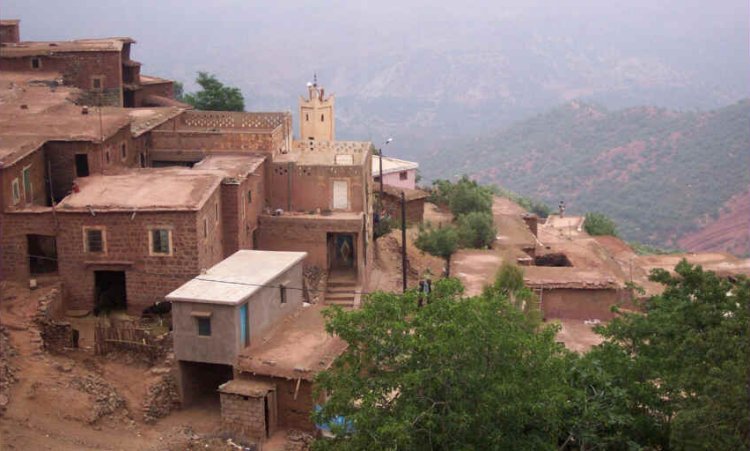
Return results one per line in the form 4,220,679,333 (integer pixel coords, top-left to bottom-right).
457,211,496,248
448,176,493,216
583,212,618,236
373,215,395,240
415,223,460,276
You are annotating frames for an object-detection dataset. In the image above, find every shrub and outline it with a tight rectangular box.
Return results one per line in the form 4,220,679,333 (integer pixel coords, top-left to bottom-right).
457,211,496,248
583,212,618,236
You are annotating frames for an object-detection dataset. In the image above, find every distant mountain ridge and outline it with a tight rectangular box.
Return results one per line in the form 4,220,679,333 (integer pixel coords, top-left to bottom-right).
421,100,750,255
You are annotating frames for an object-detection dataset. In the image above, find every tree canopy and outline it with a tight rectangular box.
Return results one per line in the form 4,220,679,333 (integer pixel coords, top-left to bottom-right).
313,262,749,450
414,224,459,276
314,278,571,450
584,211,618,236
183,72,245,111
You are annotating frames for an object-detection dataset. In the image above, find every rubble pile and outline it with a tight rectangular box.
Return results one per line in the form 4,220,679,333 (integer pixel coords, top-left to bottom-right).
70,375,127,423
0,325,17,417
284,429,313,451
303,266,327,304
142,369,181,424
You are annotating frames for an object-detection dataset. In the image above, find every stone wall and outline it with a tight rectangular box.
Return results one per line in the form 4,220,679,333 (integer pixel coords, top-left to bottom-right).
32,286,75,353
220,392,266,442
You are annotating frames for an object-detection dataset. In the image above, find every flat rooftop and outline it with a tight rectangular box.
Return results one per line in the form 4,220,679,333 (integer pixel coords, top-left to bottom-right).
237,304,347,381
277,140,371,166
524,266,621,289
166,250,308,305
372,155,419,176
56,168,221,212
193,154,266,179
0,135,46,165
0,37,133,57
128,107,185,137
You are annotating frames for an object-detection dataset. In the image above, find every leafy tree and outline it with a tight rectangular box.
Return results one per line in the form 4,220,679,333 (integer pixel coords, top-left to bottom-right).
447,176,493,216
457,211,496,248
584,212,618,236
486,262,542,326
183,72,245,111
414,223,459,276
314,279,571,450
572,261,750,449
172,80,184,101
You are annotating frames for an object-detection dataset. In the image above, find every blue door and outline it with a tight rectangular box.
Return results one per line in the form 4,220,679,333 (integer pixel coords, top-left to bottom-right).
240,304,249,346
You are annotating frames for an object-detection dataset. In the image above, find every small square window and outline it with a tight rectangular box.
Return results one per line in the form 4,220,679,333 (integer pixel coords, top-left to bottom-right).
84,228,105,253
374,176,381,183
280,284,287,304
150,229,171,255
197,317,211,336
31,57,41,69
92,76,103,90
11,178,20,205
399,171,408,180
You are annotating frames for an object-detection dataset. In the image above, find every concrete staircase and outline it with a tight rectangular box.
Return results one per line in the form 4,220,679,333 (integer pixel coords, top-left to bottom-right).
324,271,357,308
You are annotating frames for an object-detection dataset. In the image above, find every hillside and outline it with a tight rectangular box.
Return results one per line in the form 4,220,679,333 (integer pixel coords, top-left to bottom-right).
421,100,750,255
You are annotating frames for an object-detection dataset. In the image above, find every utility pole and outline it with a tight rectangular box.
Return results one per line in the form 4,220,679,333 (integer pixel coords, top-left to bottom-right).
378,138,392,211
401,191,407,293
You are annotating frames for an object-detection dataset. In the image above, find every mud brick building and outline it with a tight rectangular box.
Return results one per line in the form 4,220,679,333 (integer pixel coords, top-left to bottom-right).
0,20,181,107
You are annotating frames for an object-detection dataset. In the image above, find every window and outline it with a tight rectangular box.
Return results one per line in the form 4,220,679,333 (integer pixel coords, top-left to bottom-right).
399,171,408,181
83,227,105,253
280,284,287,304
105,149,111,165
203,218,208,238
215,203,219,221
197,317,211,336
120,143,127,161
91,76,104,91
22,166,32,204
30,57,41,70
305,113,309,122
149,229,172,256
374,176,380,183
11,178,20,205
247,190,252,204
321,114,324,122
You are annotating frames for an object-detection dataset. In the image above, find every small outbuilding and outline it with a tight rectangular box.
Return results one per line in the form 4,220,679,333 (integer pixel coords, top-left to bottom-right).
167,250,307,406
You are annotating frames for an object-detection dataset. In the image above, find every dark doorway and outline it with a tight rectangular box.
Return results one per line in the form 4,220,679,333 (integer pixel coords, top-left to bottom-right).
178,361,233,408
124,90,135,108
75,154,90,177
139,153,147,168
94,270,127,314
328,233,355,270
27,235,58,274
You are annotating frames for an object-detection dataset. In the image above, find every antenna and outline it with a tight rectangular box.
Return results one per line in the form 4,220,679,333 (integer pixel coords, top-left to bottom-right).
313,72,318,87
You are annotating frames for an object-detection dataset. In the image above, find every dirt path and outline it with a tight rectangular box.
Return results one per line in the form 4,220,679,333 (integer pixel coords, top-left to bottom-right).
0,281,222,451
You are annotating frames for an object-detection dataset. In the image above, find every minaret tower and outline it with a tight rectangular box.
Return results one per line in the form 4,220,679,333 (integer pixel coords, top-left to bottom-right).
299,74,335,141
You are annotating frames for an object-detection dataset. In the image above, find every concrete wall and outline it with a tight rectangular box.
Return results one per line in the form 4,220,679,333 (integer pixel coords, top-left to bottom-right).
540,288,626,320
173,302,239,365
172,258,303,366
379,169,417,190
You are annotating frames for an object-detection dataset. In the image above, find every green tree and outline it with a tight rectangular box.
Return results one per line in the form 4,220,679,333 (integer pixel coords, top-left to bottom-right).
414,223,459,276
448,176,493,216
183,72,245,111
571,261,750,449
583,212,618,236
457,211,496,248
172,80,184,101
314,279,571,450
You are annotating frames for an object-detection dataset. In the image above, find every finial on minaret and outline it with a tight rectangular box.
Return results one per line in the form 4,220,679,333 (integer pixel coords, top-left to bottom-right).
313,72,318,87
